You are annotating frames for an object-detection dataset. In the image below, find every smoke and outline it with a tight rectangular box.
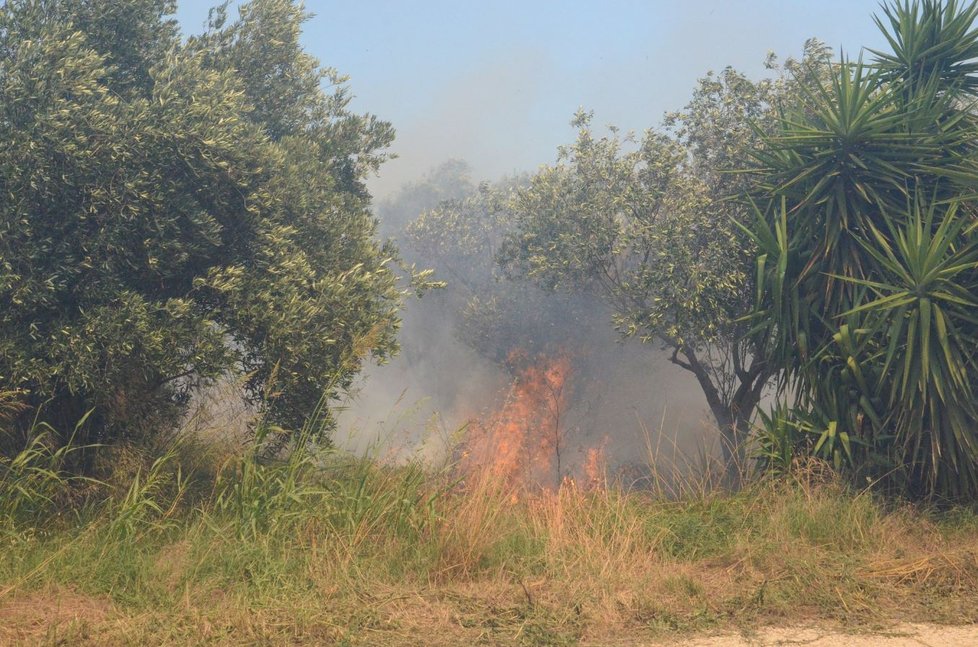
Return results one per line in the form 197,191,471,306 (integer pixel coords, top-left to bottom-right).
338,161,718,484
365,47,558,201
169,0,890,480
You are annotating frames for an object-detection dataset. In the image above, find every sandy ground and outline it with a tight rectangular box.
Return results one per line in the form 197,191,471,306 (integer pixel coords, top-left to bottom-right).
655,623,978,646
2,589,976,646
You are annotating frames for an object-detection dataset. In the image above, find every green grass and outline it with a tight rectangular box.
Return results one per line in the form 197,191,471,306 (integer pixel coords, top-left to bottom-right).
1,434,977,646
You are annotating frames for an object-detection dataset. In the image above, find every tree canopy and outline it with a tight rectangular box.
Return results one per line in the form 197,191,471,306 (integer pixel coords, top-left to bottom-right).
498,44,831,480
0,0,402,451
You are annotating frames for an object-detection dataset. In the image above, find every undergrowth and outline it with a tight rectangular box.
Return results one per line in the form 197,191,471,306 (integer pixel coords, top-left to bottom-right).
0,429,976,646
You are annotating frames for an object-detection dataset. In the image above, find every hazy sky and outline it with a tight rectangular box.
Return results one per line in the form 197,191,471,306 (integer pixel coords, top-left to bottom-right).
175,0,889,198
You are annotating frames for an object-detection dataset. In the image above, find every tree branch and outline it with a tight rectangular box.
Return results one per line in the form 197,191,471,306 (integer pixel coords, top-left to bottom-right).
669,346,693,372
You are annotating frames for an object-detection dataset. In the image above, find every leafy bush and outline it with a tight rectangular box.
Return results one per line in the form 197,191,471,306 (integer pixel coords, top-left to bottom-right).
0,0,403,453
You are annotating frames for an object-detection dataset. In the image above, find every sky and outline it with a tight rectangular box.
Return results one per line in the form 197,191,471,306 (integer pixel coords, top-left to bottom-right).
175,0,890,199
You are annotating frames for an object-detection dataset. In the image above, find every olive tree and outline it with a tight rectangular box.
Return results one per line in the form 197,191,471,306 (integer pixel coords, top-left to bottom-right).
500,46,830,481
0,0,404,453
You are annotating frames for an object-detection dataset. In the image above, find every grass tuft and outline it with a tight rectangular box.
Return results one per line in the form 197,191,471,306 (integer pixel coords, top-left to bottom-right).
1,428,977,646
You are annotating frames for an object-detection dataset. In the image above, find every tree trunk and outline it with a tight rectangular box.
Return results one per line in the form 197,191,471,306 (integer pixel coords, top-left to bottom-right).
671,346,766,490
713,409,739,488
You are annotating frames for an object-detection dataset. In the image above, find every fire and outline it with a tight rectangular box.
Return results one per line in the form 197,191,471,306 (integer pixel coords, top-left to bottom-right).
583,439,609,489
459,349,572,489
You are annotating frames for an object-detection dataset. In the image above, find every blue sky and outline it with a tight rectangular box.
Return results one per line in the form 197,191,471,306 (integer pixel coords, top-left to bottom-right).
175,1,889,198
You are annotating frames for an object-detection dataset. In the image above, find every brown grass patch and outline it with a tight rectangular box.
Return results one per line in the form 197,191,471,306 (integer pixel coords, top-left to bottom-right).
0,586,115,645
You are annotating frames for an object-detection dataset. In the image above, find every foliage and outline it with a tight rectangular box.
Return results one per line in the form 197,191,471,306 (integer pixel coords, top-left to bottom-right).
0,0,403,451
376,159,477,238
498,48,830,479
754,401,864,474
749,0,978,499
214,395,332,539
406,180,602,365
0,431,80,531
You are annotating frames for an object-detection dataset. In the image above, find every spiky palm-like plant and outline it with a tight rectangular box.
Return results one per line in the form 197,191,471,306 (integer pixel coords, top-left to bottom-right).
750,0,978,499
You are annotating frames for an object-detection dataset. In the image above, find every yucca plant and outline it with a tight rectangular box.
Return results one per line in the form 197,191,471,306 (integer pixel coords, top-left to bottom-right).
873,0,978,97
842,197,978,495
754,402,805,473
749,0,978,499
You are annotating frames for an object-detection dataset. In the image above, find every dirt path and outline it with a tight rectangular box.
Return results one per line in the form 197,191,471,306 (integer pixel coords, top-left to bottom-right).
3,590,977,647
657,623,978,646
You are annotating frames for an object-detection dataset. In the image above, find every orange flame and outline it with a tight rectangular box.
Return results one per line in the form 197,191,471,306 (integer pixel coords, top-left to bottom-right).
583,438,609,489
459,348,612,492
460,350,571,489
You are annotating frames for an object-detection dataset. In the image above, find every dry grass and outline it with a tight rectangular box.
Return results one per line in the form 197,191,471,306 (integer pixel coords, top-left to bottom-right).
1,435,977,646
